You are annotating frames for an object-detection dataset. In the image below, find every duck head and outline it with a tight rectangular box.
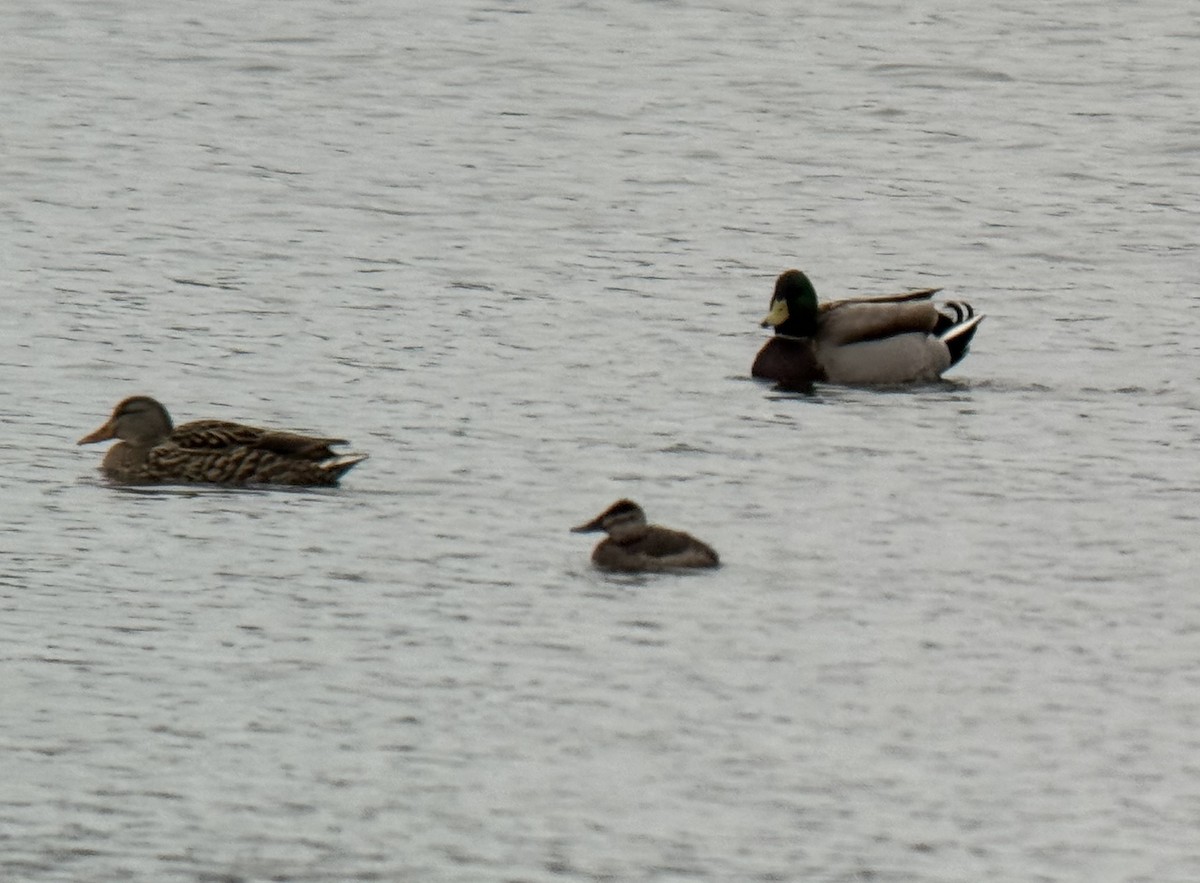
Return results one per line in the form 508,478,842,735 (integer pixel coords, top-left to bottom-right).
760,269,819,337
78,396,174,447
571,499,647,539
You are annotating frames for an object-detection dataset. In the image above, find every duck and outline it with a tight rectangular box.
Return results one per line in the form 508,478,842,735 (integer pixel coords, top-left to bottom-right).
77,395,367,486
571,499,720,572
751,269,983,388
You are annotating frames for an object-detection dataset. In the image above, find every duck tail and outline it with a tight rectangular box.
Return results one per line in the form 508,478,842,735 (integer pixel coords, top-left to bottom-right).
323,453,369,481
939,309,985,367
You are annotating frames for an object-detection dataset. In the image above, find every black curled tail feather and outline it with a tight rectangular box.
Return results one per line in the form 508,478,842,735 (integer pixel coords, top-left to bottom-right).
932,301,975,336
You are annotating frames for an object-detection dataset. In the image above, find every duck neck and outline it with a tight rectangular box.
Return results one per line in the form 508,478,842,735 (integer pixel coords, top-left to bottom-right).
101,442,151,477
608,522,647,544
775,306,818,338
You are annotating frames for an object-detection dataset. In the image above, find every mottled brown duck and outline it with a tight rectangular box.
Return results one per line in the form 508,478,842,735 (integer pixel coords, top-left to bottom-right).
78,396,367,486
571,499,720,572
752,269,984,388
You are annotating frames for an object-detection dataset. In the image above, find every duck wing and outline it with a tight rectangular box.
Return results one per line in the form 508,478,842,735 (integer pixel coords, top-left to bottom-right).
622,526,696,559
818,300,941,347
169,420,348,461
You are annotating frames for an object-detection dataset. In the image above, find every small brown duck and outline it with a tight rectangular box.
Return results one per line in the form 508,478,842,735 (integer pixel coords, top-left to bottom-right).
571,499,720,572
78,395,367,486
752,269,983,388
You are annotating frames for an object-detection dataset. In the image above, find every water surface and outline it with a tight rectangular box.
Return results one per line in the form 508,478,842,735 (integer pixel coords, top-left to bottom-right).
3,1,1200,880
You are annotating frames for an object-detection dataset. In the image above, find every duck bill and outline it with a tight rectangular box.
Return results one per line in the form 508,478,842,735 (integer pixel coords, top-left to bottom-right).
570,516,604,534
759,299,790,328
77,419,117,445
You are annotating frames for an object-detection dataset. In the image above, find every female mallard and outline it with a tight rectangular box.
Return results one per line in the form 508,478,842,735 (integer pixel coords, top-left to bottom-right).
751,269,983,388
571,499,720,572
78,395,367,486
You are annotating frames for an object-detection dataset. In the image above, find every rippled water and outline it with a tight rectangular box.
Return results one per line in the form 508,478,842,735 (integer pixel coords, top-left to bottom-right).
4,0,1200,880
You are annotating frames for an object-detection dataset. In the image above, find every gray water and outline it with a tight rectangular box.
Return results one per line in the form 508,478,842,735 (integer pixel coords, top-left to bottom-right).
3,0,1200,880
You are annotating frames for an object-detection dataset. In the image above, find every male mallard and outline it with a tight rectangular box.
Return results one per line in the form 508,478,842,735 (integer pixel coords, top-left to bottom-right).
751,269,983,387
78,395,367,486
571,499,720,572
